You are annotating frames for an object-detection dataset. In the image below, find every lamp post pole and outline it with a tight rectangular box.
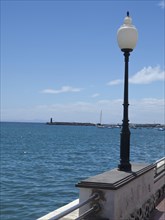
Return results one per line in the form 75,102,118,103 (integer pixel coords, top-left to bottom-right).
117,12,138,171
118,49,132,171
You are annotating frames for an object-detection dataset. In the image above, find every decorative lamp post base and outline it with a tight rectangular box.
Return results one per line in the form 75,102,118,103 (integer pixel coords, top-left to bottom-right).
118,162,131,172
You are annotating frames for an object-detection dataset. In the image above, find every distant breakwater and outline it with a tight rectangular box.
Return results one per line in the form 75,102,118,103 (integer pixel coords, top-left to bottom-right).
46,121,165,128
46,122,96,126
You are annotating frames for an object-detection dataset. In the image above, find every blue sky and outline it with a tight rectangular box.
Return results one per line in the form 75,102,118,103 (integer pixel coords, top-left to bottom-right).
1,0,165,124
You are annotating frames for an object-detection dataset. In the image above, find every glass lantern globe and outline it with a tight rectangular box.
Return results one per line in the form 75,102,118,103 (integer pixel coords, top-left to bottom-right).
117,12,138,51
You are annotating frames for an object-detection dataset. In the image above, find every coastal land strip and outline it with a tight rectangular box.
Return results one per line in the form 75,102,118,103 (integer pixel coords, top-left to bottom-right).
46,121,165,129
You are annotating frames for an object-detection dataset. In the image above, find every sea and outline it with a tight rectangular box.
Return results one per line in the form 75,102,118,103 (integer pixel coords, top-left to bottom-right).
0,122,164,220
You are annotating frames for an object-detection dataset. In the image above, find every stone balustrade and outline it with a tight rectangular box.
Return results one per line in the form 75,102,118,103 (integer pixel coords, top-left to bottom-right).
37,158,165,220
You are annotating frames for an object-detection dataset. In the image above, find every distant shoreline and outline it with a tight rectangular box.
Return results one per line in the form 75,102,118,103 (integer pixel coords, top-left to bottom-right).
1,121,164,128
46,121,165,128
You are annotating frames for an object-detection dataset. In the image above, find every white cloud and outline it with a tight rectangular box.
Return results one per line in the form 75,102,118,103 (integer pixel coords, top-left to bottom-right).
107,79,123,86
129,66,165,84
129,98,165,123
91,93,100,98
131,98,164,110
41,86,82,94
158,0,165,9
1,98,164,124
107,66,165,86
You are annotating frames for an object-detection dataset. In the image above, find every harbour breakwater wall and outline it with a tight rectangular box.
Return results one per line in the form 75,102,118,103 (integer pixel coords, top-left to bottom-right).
46,121,96,126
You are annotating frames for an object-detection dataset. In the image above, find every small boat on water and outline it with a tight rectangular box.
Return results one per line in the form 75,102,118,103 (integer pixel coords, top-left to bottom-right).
97,124,105,128
158,127,165,131
96,111,121,129
96,110,106,128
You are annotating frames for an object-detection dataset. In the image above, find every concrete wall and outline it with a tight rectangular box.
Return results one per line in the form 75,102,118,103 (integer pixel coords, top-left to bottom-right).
37,159,164,220
79,168,155,220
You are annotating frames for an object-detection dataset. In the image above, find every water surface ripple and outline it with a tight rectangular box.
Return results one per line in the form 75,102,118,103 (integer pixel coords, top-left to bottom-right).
1,122,164,219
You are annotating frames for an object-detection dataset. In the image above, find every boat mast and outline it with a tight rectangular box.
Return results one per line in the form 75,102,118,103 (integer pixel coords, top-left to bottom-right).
100,110,102,125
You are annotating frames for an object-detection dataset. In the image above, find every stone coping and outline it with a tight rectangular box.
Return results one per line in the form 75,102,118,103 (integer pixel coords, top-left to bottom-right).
76,163,155,190
37,199,79,220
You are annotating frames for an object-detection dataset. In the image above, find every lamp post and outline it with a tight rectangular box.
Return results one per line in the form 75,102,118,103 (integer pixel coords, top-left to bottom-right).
117,12,138,171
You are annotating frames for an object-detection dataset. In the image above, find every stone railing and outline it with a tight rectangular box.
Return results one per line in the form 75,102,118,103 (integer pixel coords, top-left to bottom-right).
76,158,165,220
37,157,165,220
128,157,165,220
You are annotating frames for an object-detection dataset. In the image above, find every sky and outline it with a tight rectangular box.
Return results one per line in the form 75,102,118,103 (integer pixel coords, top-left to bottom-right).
1,0,165,124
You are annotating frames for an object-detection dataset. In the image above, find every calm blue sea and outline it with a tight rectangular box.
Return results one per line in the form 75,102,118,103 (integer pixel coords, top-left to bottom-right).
0,122,164,219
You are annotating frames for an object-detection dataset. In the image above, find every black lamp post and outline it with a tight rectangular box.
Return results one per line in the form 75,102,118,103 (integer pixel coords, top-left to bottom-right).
117,12,138,171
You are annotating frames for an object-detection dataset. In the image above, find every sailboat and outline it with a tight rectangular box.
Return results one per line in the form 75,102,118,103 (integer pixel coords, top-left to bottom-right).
96,110,105,128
